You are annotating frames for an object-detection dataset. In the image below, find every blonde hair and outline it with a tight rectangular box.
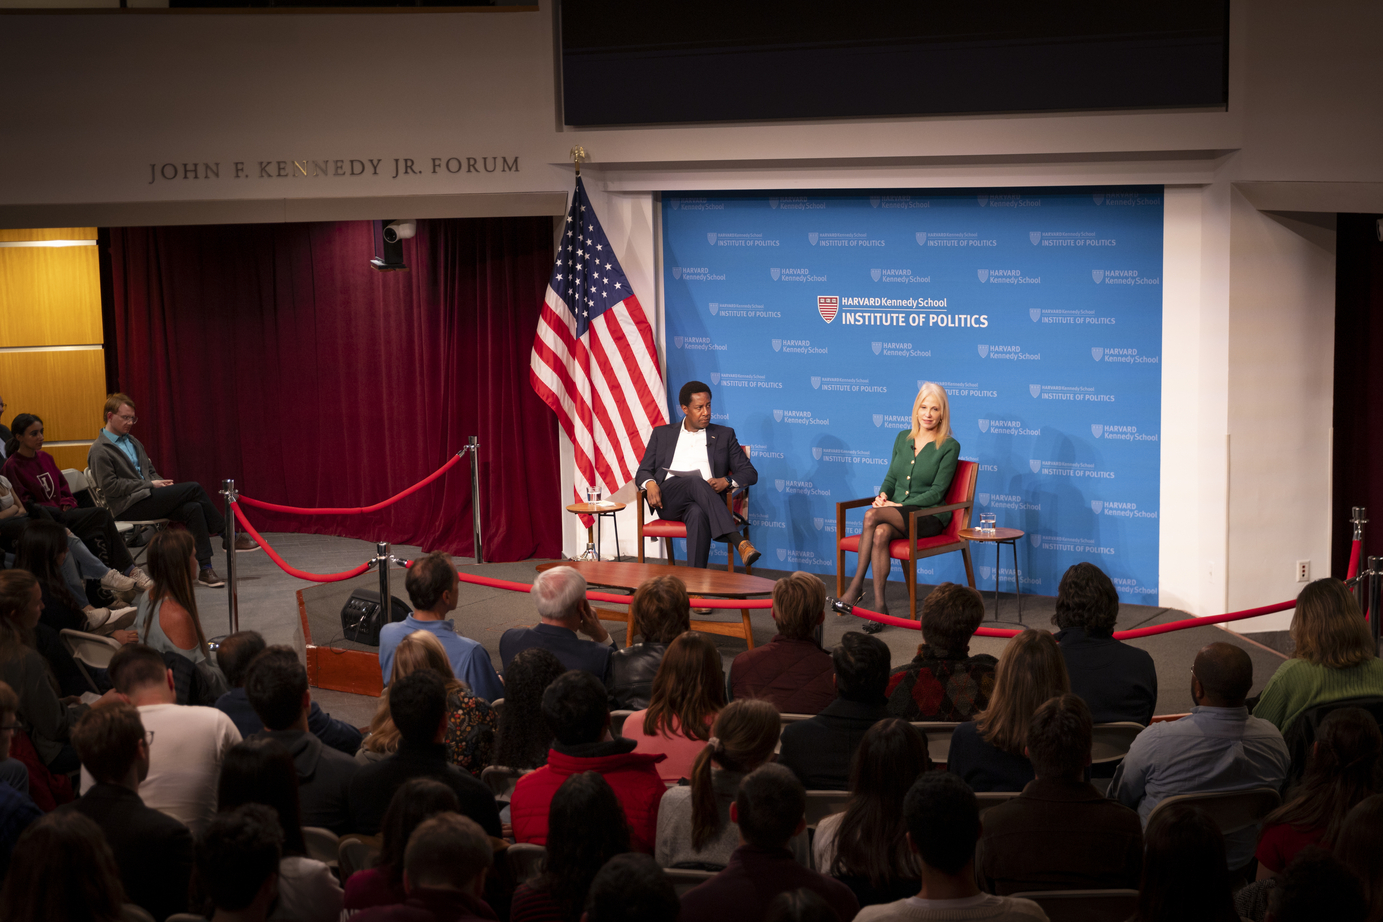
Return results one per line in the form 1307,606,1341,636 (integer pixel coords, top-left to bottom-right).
908,382,952,448
1291,578,1374,669
364,631,467,755
976,630,1069,756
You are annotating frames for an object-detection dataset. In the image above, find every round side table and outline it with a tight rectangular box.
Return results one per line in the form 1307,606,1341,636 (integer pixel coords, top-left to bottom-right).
959,527,1025,622
566,502,627,561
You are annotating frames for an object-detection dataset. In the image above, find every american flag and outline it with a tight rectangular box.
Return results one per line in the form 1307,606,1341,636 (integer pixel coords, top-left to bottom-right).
530,177,668,507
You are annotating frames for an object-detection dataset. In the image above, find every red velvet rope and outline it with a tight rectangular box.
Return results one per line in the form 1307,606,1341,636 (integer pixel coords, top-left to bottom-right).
232,504,372,583
1347,537,1362,581
237,452,464,515
846,599,1299,638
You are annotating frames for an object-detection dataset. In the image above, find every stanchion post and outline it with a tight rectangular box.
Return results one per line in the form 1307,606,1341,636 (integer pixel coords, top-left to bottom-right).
378,541,392,614
1369,556,1381,655
221,479,240,635
468,435,484,565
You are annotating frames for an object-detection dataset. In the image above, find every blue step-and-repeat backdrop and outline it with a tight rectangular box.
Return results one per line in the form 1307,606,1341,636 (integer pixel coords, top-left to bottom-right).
660,187,1163,605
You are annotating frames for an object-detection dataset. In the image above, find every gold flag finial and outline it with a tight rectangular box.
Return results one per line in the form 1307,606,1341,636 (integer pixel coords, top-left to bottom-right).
570,146,587,176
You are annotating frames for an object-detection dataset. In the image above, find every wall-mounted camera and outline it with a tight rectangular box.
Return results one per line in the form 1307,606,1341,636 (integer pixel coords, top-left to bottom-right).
370,219,415,271
383,220,416,244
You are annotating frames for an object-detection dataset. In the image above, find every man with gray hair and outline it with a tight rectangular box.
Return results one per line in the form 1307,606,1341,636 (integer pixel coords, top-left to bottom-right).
500,566,616,681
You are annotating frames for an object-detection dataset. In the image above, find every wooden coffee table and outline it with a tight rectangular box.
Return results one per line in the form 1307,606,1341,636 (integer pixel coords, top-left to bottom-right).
959,527,1025,621
535,559,776,649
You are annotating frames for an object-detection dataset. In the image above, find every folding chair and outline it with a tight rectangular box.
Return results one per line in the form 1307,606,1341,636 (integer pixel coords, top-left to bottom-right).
481,764,528,802
60,629,122,694
302,826,340,870
506,842,547,884
610,709,634,738
338,837,381,882
1147,788,1282,839
79,467,169,563
1091,722,1144,764
910,722,961,766
663,867,717,897
1008,889,1140,922
975,791,1022,815
803,789,852,827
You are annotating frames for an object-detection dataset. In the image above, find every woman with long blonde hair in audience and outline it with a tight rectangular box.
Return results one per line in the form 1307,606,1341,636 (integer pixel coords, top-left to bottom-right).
1253,578,1383,732
134,529,211,665
622,631,725,784
360,630,496,774
947,629,1069,791
655,698,809,870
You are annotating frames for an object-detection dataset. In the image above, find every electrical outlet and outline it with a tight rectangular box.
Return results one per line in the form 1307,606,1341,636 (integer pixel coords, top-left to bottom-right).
1296,560,1311,583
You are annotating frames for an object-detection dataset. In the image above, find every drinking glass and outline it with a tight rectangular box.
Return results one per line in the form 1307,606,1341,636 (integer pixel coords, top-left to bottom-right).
979,513,997,535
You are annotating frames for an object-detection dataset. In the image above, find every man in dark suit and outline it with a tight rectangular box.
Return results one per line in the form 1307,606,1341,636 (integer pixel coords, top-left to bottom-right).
65,701,194,921
778,631,892,790
500,565,616,680
636,380,760,570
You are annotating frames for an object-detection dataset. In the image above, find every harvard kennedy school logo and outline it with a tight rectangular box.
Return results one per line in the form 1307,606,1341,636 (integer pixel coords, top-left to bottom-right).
818,296,839,324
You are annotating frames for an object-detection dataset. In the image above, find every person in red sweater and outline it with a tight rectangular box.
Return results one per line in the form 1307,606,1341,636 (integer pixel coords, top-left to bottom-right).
2,413,146,585
509,670,665,854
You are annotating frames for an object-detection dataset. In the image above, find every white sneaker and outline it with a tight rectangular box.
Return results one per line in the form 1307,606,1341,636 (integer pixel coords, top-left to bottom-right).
101,606,138,633
84,607,116,631
127,566,153,593
100,568,138,593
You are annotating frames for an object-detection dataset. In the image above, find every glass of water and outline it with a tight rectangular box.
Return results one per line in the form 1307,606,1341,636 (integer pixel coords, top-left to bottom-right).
979,513,997,535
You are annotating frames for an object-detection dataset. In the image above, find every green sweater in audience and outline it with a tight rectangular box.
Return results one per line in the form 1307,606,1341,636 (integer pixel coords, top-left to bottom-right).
1252,657,1383,732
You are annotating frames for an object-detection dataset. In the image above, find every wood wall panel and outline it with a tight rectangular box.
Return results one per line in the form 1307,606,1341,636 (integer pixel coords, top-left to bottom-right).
0,228,96,242
0,247,103,346
0,349,106,441
45,445,94,472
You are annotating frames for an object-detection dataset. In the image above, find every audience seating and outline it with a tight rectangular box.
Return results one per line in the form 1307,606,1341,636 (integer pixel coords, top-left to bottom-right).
835,459,978,620
338,836,380,882
804,790,852,827
166,914,206,922
1283,696,1383,783
60,628,122,694
124,906,156,922
505,842,547,885
637,446,753,573
910,721,961,766
1090,722,1144,764
73,467,170,560
610,709,634,738
779,713,813,725
303,826,340,871
490,697,505,717
1146,788,1281,839
480,765,528,802
664,867,717,897
975,791,1022,814
1008,889,1140,922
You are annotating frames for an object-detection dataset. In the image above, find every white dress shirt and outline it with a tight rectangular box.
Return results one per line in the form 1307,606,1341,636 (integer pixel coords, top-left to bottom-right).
644,424,712,488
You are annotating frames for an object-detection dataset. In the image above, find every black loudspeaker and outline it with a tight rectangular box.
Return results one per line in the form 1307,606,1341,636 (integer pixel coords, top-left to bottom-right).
341,589,412,646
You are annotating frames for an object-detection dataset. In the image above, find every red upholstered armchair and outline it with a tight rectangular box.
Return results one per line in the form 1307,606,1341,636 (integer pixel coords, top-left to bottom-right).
637,446,752,573
834,459,978,620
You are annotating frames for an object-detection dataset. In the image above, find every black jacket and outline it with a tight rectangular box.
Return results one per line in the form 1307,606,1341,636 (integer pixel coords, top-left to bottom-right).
1055,627,1158,725
258,728,359,835
607,642,667,711
62,782,194,921
777,698,889,790
347,741,502,837
634,422,758,491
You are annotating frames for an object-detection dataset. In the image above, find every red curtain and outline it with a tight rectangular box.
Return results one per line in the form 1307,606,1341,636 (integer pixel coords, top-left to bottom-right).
105,218,561,562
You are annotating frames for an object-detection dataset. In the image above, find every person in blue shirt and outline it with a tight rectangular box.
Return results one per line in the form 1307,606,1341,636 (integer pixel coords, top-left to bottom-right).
378,553,504,702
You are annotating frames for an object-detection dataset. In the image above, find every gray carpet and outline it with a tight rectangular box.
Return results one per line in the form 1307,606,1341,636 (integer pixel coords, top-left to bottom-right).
216,533,1286,729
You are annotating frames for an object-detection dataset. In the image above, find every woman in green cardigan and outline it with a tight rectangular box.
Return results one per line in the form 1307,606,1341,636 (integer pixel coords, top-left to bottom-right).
1253,578,1383,732
839,382,960,632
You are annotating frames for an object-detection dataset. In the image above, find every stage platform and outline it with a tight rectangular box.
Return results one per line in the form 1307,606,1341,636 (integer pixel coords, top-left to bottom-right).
208,532,1286,729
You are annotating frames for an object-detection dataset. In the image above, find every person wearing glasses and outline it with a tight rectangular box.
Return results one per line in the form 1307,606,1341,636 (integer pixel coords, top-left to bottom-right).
87,393,258,590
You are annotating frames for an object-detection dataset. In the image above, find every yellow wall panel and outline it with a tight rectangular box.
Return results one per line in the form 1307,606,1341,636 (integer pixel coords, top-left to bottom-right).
0,349,107,442
0,228,96,242
0,246,103,346
44,445,94,473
